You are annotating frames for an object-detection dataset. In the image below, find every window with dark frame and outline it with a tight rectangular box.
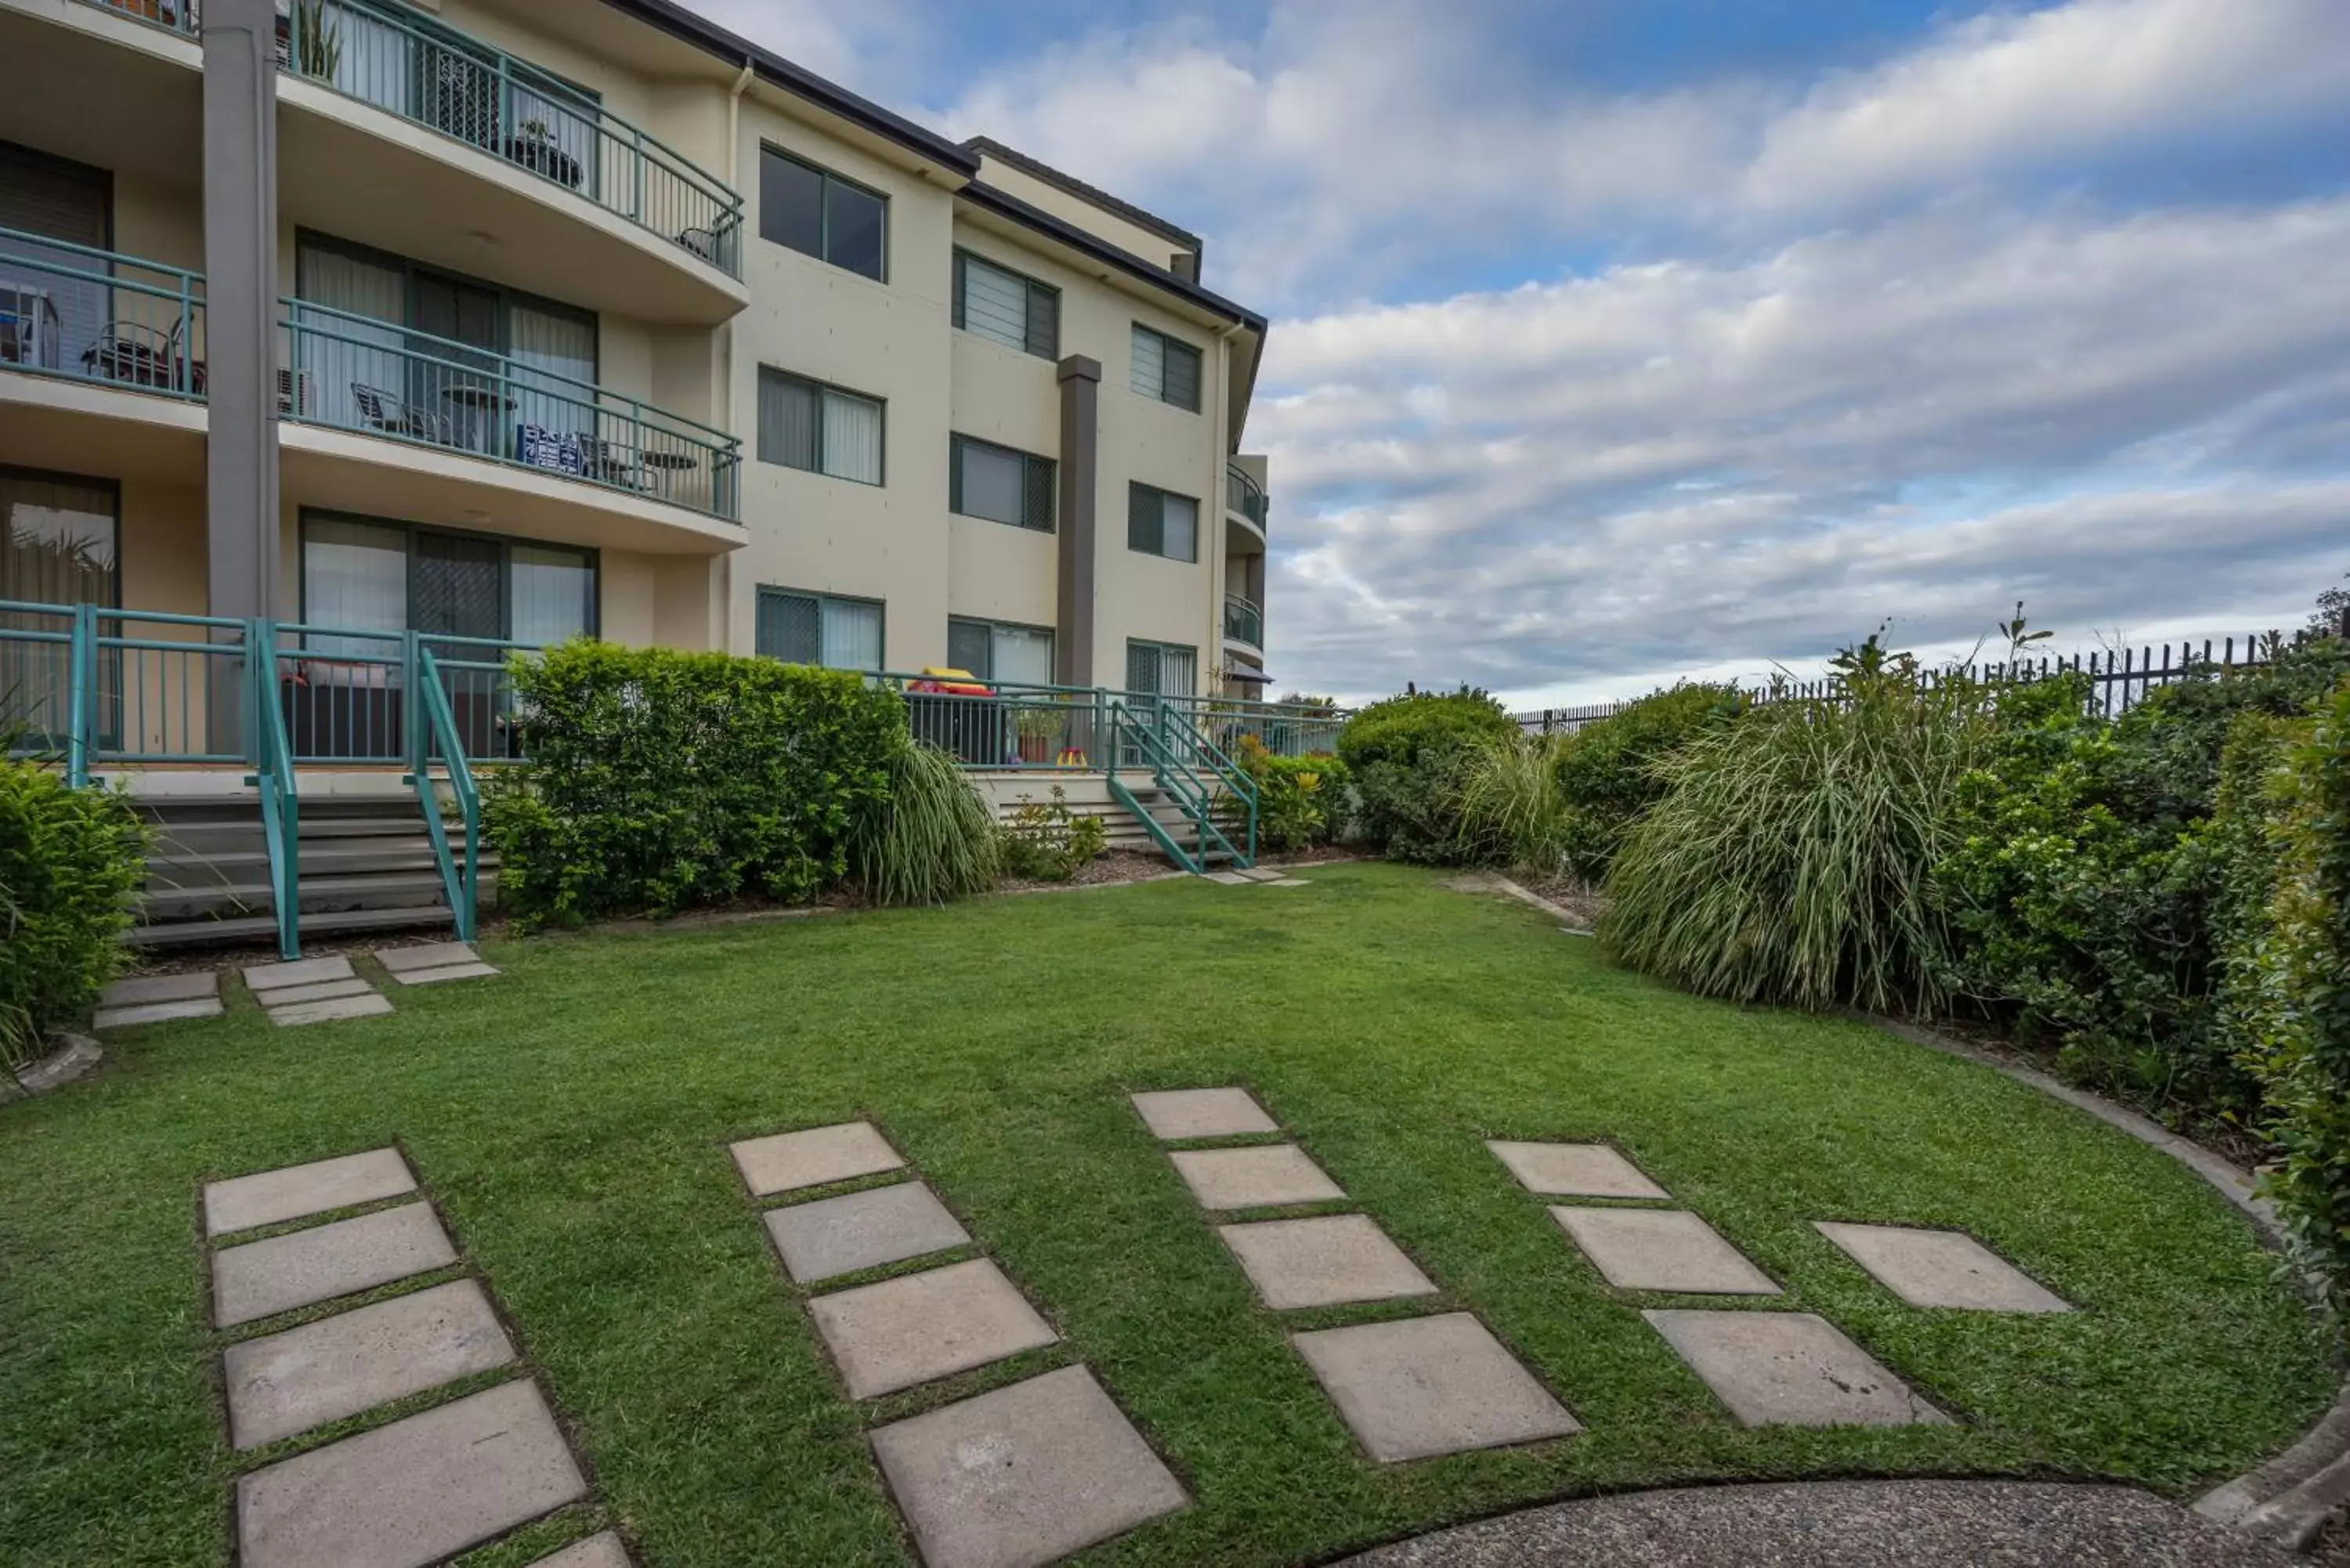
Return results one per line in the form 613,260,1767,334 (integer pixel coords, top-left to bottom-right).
950,435,1056,531
947,616,1054,685
1130,323,1202,412
953,250,1059,359
759,146,887,281
757,367,885,486
755,585,885,672
1126,481,1199,562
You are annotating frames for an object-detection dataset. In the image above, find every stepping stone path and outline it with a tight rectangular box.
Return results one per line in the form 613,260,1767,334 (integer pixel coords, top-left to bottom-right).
1141,1088,1576,1462
733,1120,1185,1566
93,970,222,1030
1486,1139,2059,1426
1201,867,1311,887
242,956,392,1028
201,1148,628,1568
374,940,500,987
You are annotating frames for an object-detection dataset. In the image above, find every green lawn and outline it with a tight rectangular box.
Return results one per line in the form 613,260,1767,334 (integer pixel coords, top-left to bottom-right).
0,863,2334,1567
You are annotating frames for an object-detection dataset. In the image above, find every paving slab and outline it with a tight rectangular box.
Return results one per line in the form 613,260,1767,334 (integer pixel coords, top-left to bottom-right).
205,1147,418,1237
243,956,356,993
1487,1140,1669,1200
808,1257,1058,1399
530,1532,632,1568
1131,1086,1279,1140
1293,1313,1580,1463
1264,877,1311,887
731,1120,906,1198
870,1364,1187,1568
269,993,397,1028
1551,1208,1779,1295
1202,870,1253,886
1220,1215,1441,1310
1236,868,1287,882
236,1378,585,1568
213,1201,457,1327
258,977,378,1008
222,1278,516,1448
374,941,479,974
93,997,226,1029
765,1180,971,1284
1813,1223,2071,1313
99,971,219,1007
389,962,501,986
1168,1144,1346,1210
1643,1310,1948,1427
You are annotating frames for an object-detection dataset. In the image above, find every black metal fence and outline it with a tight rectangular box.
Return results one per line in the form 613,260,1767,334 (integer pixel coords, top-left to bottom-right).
1517,612,2350,735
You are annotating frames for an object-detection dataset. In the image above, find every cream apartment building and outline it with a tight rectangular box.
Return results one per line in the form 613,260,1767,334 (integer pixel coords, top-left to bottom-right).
0,0,1274,710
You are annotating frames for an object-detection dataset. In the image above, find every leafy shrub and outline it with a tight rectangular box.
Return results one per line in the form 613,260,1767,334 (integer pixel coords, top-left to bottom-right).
1552,685,1741,881
0,761,147,1070
1231,738,1352,853
851,741,1003,907
2235,676,2350,1321
1002,787,1107,881
485,641,902,924
1337,688,1517,862
1602,666,1997,1013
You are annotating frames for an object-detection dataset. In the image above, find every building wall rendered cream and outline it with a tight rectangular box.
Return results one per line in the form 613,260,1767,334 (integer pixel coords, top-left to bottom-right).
970,156,1189,274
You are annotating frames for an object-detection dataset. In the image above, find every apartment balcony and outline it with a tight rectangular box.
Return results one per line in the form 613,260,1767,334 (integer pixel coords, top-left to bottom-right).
0,1,203,200
0,227,207,484
1225,461,1267,552
279,297,743,555
1222,594,1264,656
275,0,749,325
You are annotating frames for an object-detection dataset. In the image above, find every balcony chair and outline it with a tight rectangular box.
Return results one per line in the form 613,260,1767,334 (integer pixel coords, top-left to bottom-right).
82,317,201,392
352,384,454,445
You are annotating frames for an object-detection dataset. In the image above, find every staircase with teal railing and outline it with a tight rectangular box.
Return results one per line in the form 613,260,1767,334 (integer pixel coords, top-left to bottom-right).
1104,701,1256,873
409,647,482,942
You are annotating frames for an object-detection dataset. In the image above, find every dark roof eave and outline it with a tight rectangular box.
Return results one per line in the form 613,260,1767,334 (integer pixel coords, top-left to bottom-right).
594,0,979,176
958,180,1267,335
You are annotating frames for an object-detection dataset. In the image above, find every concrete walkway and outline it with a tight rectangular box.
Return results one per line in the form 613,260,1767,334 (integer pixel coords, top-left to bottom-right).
1333,1479,2295,1567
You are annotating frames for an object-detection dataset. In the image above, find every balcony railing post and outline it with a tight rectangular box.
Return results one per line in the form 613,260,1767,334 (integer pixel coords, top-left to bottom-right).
65,602,95,788
631,126,645,222
401,629,423,773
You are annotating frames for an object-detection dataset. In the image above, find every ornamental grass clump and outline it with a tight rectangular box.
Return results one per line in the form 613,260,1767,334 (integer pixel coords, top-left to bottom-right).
851,740,1003,907
1454,730,1571,871
1601,652,1996,1015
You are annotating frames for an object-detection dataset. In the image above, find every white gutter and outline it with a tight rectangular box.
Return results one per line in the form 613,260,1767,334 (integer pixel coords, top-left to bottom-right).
719,56,754,655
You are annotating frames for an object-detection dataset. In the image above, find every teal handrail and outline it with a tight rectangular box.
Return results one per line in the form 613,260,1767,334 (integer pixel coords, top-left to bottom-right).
248,623,303,960
408,644,480,939
0,225,207,401
1105,705,1202,871
1159,703,1258,865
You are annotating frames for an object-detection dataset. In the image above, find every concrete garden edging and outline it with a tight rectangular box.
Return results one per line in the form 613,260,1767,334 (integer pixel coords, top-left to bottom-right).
9,1032,103,1100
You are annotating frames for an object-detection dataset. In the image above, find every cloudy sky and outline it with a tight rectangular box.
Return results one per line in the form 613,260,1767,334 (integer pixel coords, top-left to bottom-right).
692,0,2350,706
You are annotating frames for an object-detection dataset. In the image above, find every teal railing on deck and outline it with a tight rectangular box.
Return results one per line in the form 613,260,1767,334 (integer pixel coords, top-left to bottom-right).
1105,701,1253,873
70,0,201,38
1157,702,1257,865
0,226,205,401
410,646,480,941
248,623,304,961
280,0,743,276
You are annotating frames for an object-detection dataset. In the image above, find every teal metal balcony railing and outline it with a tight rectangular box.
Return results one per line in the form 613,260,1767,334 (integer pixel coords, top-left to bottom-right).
280,0,744,276
1223,594,1263,650
74,0,200,35
0,227,205,400
1225,462,1267,535
280,296,741,522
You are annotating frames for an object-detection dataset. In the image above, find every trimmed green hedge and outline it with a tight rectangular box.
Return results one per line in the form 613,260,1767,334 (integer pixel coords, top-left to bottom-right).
1552,685,1740,881
486,642,905,924
0,763,146,1069
1336,688,1516,862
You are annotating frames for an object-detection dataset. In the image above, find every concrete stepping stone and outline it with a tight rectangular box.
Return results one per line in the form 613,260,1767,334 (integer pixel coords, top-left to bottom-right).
1551,1208,1779,1295
1813,1223,2071,1313
244,956,356,994
1264,877,1311,887
1219,1214,1440,1310
531,1533,632,1568
213,1202,457,1327
1643,1309,1949,1426
731,1120,905,1198
765,1180,971,1284
1202,870,1253,886
270,992,396,1028
1168,1144,1345,1210
1487,1140,1668,1200
390,962,500,985
378,942,500,986
870,1364,1187,1568
1235,868,1287,882
222,1278,515,1449
1131,1086,1278,1140
1292,1312,1580,1462
94,971,222,1029
808,1257,1058,1399
205,1147,418,1237
259,977,378,1008
236,1378,585,1568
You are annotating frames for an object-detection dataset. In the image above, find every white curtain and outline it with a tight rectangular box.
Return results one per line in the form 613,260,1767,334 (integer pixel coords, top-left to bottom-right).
820,390,884,484
509,303,595,443
509,546,591,645
303,518,407,663
1162,493,1198,562
992,625,1053,687
316,0,416,117
960,256,1029,352
821,599,883,671
296,241,405,429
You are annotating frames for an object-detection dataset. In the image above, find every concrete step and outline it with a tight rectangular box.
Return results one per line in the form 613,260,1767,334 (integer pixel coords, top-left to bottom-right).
125,902,462,948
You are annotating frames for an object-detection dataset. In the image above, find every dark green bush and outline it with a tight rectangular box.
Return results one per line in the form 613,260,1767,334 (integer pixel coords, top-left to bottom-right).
1337,688,1516,862
0,762,147,1069
1231,740,1351,853
1553,684,1741,880
485,641,902,924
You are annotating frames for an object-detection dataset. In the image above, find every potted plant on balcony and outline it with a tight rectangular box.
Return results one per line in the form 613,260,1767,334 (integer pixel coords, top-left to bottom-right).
1014,704,1064,766
509,120,584,190
283,0,343,78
